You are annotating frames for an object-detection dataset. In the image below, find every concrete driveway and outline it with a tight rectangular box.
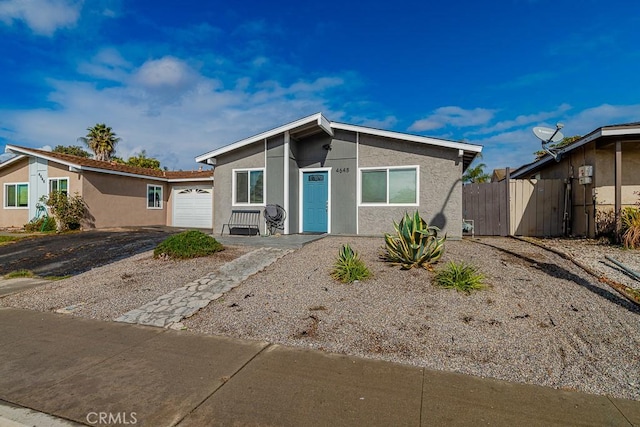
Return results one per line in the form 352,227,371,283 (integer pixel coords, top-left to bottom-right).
0,227,181,277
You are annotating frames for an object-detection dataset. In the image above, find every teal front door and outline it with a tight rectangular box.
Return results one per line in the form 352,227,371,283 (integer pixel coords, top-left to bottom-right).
302,171,328,233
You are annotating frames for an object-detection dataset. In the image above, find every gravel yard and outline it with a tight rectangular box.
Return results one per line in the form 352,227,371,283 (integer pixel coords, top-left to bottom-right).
0,246,250,321
2,235,639,400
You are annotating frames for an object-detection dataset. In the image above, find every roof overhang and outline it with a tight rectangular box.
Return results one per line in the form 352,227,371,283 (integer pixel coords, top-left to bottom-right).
195,112,333,163
5,145,170,182
511,123,640,178
0,153,26,169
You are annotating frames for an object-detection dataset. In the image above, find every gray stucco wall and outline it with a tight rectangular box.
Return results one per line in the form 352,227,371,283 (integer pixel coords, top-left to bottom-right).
358,134,463,238
294,131,357,234
213,142,265,234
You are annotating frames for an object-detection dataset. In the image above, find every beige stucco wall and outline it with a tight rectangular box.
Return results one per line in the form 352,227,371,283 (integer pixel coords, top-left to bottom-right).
213,143,265,234
81,172,167,228
524,140,640,237
47,162,83,196
358,134,463,238
0,158,30,228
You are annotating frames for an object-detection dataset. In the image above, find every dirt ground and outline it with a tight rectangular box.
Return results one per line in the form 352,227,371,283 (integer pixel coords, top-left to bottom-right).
0,228,179,277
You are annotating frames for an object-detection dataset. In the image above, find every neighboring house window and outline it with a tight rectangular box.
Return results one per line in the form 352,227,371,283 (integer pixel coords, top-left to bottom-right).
147,185,163,209
233,169,264,205
4,183,29,208
49,178,69,196
360,166,419,205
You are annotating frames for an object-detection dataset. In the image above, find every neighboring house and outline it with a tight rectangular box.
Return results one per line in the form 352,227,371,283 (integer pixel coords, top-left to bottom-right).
0,145,214,229
195,112,482,238
511,122,640,237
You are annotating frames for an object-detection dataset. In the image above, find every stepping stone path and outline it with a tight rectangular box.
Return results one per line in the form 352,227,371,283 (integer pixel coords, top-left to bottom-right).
115,247,292,329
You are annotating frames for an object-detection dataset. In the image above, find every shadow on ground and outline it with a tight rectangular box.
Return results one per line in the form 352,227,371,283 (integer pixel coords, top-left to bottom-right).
0,228,180,277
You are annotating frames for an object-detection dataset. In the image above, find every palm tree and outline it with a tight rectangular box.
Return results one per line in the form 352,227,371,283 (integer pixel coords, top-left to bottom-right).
463,155,490,184
77,123,121,161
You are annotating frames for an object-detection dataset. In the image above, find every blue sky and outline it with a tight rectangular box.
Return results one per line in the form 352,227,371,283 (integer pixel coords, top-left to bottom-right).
1,0,639,173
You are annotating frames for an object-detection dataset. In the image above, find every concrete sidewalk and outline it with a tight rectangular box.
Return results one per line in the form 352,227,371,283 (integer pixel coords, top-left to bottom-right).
0,308,638,426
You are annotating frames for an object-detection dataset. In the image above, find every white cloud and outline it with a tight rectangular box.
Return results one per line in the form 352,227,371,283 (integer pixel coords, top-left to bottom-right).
77,47,132,82
0,53,349,171
0,0,82,36
469,104,572,135
409,106,496,131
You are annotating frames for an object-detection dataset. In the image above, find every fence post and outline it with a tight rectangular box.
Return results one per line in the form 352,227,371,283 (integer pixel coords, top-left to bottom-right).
504,167,511,236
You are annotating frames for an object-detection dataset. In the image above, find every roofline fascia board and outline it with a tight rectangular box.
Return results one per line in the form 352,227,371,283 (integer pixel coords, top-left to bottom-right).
330,123,483,153
602,127,640,136
6,145,82,170
75,165,169,181
195,112,327,163
0,154,26,169
511,129,604,178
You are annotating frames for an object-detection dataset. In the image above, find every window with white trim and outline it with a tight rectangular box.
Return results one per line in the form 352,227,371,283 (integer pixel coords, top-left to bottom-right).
147,185,163,209
360,166,418,205
49,178,69,196
4,183,29,208
233,169,264,205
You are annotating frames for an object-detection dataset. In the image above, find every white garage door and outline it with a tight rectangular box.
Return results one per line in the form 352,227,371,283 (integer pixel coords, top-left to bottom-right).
172,187,213,228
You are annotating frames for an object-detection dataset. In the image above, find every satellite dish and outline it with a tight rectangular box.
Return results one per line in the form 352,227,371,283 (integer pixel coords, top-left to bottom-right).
532,123,565,162
533,126,564,143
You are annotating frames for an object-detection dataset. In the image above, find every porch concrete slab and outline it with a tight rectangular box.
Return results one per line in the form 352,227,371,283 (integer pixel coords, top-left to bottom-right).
0,277,51,297
217,233,326,249
26,330,268,427
179,343,423,427
421,368,632,426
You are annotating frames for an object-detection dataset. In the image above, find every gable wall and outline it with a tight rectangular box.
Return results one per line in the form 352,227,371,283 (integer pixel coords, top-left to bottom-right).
358,133,463,238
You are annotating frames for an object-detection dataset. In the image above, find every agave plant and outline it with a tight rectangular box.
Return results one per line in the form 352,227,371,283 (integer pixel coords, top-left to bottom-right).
381,211,446,270
621,207,640,249
331,244,371,283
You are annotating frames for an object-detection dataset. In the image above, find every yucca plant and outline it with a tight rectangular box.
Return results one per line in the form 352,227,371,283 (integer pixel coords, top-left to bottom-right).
621,207,640,249
381,211,446,270
331,244,371,283
434,261,485,294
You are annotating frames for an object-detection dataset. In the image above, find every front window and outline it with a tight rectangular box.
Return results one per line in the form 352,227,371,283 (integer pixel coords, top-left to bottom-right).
234,169,264,205
147,185,163,209
5,183,29,208
360,167,418,205
49,178,69,196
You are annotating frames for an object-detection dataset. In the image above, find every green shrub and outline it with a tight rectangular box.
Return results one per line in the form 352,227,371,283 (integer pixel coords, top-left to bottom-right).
331,244,371,283
154,230,224,259
24,216,56,232
434,261,485,294
381,211,446,270
45,192,86,231
621,207,640,249
4,269,35,279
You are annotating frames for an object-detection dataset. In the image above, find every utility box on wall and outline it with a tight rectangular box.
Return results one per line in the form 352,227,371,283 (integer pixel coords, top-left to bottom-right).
578,165,593,185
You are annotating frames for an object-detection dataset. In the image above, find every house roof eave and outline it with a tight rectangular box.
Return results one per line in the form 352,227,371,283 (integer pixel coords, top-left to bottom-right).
195,112,331,163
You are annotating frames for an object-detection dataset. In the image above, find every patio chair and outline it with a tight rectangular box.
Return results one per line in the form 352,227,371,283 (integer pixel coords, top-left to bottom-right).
264,204,286,235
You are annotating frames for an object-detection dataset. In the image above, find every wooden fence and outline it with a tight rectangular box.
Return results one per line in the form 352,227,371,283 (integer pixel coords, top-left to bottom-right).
463,179,565,237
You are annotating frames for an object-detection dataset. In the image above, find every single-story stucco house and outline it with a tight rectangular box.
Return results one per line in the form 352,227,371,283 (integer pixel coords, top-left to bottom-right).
195,113,482,238
0,145,213,229
511,122,640,237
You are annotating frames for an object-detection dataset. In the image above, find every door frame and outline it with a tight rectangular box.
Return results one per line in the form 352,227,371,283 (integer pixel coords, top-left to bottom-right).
299,167,331,234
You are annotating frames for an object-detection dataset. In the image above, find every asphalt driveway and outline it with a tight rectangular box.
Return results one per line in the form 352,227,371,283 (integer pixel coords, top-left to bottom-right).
0,227,181,277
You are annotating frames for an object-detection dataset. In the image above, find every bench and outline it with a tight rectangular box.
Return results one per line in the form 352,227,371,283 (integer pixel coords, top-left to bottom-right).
221,209,261,236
